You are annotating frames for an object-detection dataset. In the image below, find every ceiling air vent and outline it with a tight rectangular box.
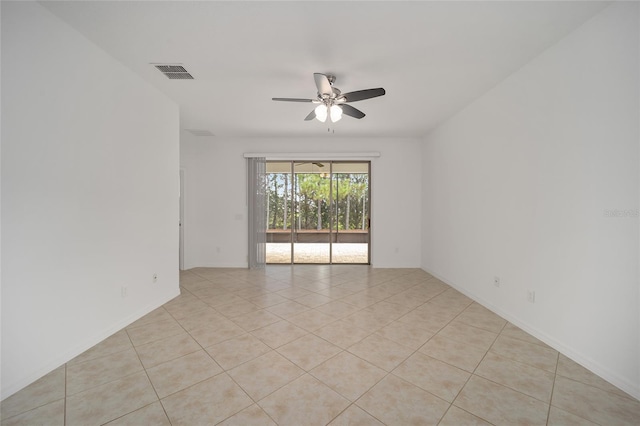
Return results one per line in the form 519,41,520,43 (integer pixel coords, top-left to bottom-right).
154,64,193,80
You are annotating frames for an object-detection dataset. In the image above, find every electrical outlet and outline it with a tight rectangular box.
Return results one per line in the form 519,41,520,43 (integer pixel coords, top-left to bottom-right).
527,290,536,303
121,286,128,298
153,273,158,283
494,276,500,287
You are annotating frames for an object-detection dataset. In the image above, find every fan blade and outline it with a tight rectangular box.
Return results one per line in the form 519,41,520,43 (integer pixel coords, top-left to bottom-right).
341,104,366,119
342,88,386,103
304,109,316,121
314,73,333,97
272,97,315,102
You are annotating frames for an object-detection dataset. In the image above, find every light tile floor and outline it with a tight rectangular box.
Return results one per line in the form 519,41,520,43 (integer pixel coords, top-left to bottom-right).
2,266,639,425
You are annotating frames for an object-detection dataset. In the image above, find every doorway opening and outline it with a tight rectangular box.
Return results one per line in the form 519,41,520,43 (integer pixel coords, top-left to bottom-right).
266,161,370,264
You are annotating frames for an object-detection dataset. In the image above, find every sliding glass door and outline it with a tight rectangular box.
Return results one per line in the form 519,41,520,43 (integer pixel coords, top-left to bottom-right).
331,162,370,264
265,162,292,264
265,161,370,264
293,162,331,263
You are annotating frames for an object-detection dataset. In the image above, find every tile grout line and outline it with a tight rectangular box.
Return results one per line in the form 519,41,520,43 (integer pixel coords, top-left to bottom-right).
64,362,68,426
359,300,504,425
547,375,618,426
226,272,468,423
448,319,508,425
409,298,500,423
456,320,566,423
165,279,252,406
173,274,302,421
317,288,473,424
214,271,392,423
169,276,282,420
124,324,173,425
546,351,560,426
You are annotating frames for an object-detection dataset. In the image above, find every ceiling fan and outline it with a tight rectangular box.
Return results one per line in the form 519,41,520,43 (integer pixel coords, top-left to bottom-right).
297,162,325,168
273,73,385,123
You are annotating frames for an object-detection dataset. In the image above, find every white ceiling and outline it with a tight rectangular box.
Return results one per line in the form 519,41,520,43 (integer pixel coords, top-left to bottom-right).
41,1,609,138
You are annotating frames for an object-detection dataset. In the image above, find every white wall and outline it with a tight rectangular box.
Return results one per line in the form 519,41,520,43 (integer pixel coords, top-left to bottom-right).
422,2,639,398
180,135,422,269
1,2,180,398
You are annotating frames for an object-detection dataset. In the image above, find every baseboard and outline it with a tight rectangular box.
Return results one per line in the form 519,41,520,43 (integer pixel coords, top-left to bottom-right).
1,288,180,400
183,261,248,270
421,266,640,401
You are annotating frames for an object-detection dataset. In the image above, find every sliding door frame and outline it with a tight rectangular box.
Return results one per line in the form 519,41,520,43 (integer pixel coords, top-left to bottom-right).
267,160,371,265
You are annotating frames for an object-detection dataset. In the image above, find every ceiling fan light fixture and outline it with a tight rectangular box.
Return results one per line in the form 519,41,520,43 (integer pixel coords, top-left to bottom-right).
330,105,343,122
315,104,328,122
